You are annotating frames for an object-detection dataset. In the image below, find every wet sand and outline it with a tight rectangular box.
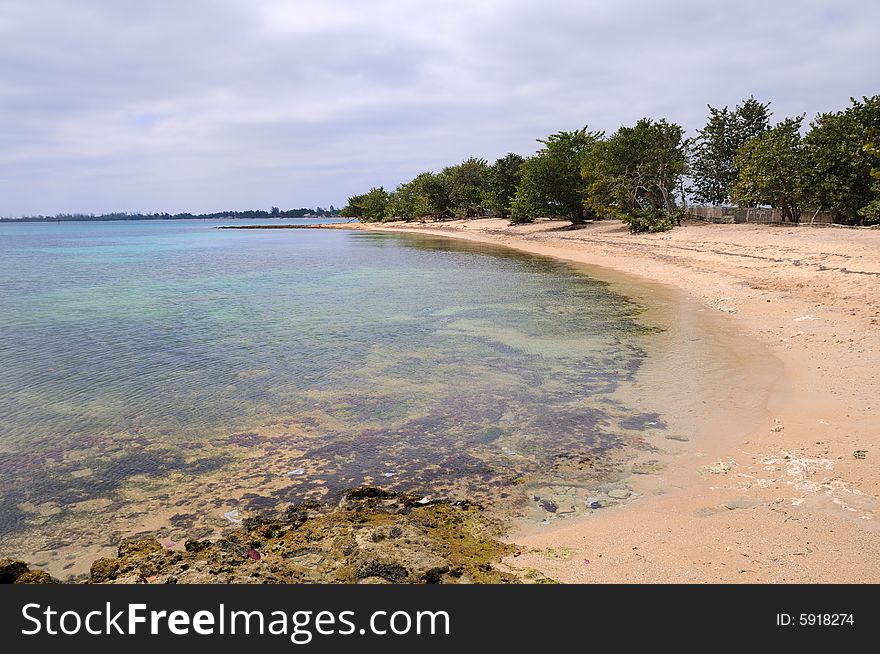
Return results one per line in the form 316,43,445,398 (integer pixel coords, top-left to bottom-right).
339,218,880,583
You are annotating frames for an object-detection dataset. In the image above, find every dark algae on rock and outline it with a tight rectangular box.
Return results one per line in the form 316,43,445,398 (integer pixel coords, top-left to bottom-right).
75,488,518,584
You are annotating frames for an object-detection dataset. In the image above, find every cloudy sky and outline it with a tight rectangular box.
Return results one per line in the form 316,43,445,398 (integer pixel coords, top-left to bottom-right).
1,0,877,216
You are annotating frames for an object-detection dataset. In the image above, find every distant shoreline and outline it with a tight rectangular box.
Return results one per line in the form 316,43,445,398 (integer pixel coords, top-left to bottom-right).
0,213,340,224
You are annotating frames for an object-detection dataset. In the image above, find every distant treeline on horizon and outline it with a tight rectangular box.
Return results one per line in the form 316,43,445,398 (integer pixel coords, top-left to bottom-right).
0,206,341,222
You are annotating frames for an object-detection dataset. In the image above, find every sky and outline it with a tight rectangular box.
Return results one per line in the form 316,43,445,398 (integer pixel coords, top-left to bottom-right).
0,0,878,216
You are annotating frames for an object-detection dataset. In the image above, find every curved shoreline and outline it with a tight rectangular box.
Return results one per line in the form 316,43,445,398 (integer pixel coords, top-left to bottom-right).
339,218,880,583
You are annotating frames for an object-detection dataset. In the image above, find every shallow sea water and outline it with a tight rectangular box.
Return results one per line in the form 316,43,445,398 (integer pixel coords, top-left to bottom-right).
0,219,666,578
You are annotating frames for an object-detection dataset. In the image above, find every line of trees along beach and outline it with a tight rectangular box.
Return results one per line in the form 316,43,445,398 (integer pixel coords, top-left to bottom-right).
342,95,880,232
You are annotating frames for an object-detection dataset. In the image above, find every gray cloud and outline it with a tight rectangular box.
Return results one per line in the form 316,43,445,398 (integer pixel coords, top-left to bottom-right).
0,0,877,215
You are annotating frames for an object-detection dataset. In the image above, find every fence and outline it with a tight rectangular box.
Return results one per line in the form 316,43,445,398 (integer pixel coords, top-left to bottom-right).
686,206,836,225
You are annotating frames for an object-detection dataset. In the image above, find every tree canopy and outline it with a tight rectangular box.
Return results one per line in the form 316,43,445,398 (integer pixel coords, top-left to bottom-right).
689,97,771,205
801,96,880,224
509,128,603,224
585,118,688,233
731,116,805,221
340,187,390,222
487,153,525,218
441,157,491,218
343,92,879,230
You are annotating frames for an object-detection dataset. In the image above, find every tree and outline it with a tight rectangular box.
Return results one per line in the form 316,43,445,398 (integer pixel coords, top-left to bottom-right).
486,153,525,217
385,179,419,221
340,187,389,222
440,157,491,217
690,97,771,205
584,118,688,233
509,128,603,224
732,116,806,221
858,143,880,225
802,95,880,225
384,172,451,220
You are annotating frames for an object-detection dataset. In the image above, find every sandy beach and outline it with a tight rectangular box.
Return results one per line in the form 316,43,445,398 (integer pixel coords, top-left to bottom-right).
337,217,880,583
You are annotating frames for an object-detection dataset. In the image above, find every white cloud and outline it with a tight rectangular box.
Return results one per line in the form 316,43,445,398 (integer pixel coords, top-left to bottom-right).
0,0,877,215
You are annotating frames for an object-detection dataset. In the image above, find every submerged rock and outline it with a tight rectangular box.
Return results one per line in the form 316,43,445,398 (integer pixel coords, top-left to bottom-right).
72,487,517,584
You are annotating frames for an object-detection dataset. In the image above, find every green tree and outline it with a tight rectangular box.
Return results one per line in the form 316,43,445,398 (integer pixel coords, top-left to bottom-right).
341,187,390,222
802,95,880,225
584,118,688,233
440,157,491,217
487,153,525,217
732,116,805,221
858,143,880,224
411,172,451,218
385,180,419,221
509,128,603,224
384,172,451,220
690,97,771,205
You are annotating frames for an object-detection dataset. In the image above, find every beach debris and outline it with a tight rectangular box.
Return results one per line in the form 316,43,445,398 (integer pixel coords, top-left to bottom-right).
223,509,242,524
534,496,558,513
382,472,395,478
587,498,602,509
705,459,737,475
631,459,665,475
793,314,818,322
722,498,759,511
540,520,550,525
665,434,689,442
543,548,574,561
853,450,867,459
583,559,590,566
710,298,737,313
247,547,261,561
287,468,306,476
417,497,431,505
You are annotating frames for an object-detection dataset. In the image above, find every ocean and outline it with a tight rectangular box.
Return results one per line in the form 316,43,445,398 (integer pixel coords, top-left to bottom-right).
0,219,662,578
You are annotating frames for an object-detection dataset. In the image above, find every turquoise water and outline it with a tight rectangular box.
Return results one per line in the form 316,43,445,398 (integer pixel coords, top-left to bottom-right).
0,219,661,575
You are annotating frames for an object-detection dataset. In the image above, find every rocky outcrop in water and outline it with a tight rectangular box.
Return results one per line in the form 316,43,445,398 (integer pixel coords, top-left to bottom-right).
79,487,517,584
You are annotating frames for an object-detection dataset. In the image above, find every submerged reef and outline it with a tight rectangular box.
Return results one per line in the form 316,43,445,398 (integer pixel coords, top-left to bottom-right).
3,487,532,584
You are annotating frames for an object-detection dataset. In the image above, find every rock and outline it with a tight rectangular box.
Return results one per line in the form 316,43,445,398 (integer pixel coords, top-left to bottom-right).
117,538,163,558
722,498,759,511
0,558,30,583
15,570,59,584
607,488,631,500
543,548,574,561
536,498,558,513
705,459,737,475
357,561,408,583
184,539,212,553
89,558,121,583
421,566,450,584
631,459,665,475
59,487,519,585
344,486,396,501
